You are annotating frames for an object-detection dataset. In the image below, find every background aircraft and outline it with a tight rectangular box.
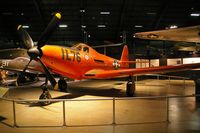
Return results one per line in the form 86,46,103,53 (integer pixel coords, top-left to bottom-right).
0,57,43,85
134,25,200,53
0,47,44,85
134,25,200,43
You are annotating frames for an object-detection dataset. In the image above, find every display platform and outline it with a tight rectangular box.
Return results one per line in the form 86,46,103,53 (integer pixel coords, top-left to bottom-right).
0,79,200,133
0,87,9,97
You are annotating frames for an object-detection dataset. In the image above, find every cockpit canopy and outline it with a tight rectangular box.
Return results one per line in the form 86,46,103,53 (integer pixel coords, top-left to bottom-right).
73,43,90,53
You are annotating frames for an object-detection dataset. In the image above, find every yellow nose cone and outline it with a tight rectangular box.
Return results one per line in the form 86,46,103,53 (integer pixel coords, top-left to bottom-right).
55,13,61,19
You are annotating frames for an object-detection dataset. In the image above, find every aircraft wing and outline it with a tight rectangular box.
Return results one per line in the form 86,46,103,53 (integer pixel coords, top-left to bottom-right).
84,63,200,79
134,25,200,43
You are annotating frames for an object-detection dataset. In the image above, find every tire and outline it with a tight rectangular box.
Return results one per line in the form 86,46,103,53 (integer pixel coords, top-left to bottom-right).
16,74,27,85
126,81,135,97
58,79,68,92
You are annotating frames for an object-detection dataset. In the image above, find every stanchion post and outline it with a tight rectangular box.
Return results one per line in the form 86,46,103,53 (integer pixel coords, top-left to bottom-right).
112,97,116,124
63,101,66,126
184,79,186,89
157,75,159,80
166,97,169,123
12,100,17,127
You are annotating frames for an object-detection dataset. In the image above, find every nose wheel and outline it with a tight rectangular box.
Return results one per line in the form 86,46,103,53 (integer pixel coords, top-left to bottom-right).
126,76,135,97
38,77,68,105
39,87,52,105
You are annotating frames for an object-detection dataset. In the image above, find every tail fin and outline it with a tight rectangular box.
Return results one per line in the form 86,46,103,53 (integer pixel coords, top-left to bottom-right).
120,45,129,61
120,45,129,68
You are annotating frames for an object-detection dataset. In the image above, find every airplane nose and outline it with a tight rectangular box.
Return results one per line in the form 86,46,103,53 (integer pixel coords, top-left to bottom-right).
27,47,42,58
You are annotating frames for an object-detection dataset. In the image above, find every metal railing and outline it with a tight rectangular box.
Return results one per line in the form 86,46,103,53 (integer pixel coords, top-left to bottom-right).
0,94,199,127
136,74,190,81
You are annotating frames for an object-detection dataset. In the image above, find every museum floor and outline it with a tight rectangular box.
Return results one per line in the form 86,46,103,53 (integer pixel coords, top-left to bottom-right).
0,78,200,133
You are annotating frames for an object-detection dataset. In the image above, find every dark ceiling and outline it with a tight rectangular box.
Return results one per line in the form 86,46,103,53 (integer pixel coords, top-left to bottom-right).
0,0,200,60
0,0,200,44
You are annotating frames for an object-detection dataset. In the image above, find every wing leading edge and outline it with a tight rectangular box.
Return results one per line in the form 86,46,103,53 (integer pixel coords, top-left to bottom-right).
84,63,200,79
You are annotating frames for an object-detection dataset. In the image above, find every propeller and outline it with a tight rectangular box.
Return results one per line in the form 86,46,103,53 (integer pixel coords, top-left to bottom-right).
37,13,61,48
17,12,61,88
22,58,33,73
37,57,57,87
17,25,34,49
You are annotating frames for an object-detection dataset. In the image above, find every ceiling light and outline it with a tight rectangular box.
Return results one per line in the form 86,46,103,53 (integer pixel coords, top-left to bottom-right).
100,11,110,15
80,9,85,13
97,25,106,28
59,24,68,28
169,25,178,29
81,25,86,28
134,25,143,28
2,12,13,15
146,12,157,15
190,13,200,17
88,35,91,38
22,25,29,28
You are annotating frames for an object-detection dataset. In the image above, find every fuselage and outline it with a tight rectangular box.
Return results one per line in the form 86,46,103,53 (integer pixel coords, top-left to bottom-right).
40,43,127,80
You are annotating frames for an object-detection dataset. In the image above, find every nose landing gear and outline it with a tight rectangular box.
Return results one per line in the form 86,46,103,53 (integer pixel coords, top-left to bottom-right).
39,87,52,105
39,77,68,105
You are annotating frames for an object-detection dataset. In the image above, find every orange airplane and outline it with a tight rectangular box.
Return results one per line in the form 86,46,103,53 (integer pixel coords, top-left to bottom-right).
16,12,200,101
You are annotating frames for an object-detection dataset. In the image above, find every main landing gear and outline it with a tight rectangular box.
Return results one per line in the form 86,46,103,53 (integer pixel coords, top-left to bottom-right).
58,77,68,92
126,76,135,97
39,77,68,105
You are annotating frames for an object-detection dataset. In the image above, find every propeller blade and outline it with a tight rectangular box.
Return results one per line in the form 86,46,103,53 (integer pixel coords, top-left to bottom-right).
17,25,34,49
36,57,57,87
16,59,33,86
37,12,61,48
22,59,33,73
